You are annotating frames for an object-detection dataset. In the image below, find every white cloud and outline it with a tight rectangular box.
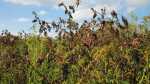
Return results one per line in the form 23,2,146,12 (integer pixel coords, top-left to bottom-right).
4,0,58,6
73,4,117,21
126,0,149,13
4,0,149,9
17,17,30,22
38,10,48,16
4,0,150,20
72,0,119,21
73,0,150,20
127,7,136,13
72,8,91,21
127,0,149,6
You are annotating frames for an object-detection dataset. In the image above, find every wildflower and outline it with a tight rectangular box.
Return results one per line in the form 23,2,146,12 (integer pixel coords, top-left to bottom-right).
58,2,68,14
62,63,69,80
111,10,117,18
122,16,128,27
69,6,75,13
91,8,97,19
76,0,80,7
132,37,141,48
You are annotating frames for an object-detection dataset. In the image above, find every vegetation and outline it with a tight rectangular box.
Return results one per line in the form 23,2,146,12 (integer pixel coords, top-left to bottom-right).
0,0,150,84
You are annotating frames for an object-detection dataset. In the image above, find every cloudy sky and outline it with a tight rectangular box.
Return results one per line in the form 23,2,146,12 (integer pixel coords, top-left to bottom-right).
0,0,150,34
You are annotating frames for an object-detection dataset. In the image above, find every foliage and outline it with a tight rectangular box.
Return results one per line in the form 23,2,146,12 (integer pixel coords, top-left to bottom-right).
0,0,150,84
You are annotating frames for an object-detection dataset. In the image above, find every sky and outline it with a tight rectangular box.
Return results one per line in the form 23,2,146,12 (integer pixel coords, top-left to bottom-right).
0,0,150,35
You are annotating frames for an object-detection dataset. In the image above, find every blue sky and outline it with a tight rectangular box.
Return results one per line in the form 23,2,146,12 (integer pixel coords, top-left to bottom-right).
0,0,150,35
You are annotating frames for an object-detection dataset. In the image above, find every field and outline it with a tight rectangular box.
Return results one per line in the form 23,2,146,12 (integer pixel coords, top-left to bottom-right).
0,1,150,84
